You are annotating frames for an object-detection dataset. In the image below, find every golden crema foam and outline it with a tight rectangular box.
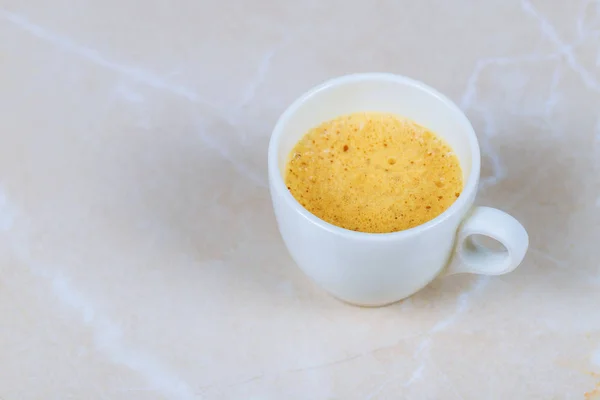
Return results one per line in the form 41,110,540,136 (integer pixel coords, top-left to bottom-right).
285,112,463,233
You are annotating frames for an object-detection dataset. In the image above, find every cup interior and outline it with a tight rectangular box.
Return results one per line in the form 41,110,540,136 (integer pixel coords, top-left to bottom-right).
269,73,480,234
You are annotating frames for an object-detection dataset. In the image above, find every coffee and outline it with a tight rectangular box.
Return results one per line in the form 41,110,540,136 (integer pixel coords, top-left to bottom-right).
284,112,463,233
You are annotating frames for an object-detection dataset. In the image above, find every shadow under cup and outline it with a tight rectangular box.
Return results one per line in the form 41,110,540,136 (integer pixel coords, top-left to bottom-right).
269,73,481,306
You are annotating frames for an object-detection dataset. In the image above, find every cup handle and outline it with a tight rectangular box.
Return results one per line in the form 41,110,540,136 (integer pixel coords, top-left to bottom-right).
443,206,529,276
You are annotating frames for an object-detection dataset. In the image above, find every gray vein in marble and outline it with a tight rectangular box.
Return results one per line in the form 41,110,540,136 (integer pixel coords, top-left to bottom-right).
546,64,563,118
287,354,363,373
522,0,600,93
234,33,297,116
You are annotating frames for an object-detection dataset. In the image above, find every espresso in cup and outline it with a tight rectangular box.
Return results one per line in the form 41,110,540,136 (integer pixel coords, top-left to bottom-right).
285,112,463,233
270,73,528,306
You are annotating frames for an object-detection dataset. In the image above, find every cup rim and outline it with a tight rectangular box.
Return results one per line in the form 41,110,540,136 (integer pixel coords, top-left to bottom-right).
268,72,481,241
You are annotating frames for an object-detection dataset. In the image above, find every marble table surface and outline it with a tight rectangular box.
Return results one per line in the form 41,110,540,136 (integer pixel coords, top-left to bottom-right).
1,0,600,399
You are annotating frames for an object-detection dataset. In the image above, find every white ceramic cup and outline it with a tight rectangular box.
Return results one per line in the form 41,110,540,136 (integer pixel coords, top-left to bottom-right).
268,73,529,306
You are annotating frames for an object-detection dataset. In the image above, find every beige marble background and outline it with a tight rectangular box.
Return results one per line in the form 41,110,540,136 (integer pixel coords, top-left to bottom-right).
1,0,600,399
